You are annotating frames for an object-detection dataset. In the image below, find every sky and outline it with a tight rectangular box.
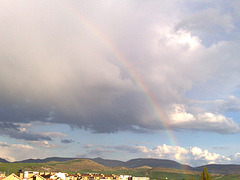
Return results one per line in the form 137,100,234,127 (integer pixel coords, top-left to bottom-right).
0,0,240,167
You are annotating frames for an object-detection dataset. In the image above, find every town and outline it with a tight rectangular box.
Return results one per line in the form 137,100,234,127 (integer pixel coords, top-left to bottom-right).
0,171,150,180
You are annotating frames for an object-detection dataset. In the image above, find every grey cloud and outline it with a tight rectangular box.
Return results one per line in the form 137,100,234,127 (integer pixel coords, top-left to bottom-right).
42,132,67,139
0,129,52,141
0,0,239,135
176,8,234,33
212,146,228,150
88,145,146,155
78,148,115,158
0,122,20,131
0,142,10,147
88,148,115,156
61,139,74,144
104,145,144,154
175,3,238,46
191,96,240,114
84,144,93,149
0,122,52,141
215,96,240,113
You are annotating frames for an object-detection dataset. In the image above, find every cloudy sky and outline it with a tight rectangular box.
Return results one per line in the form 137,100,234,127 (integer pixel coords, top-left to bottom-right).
0,0,240,167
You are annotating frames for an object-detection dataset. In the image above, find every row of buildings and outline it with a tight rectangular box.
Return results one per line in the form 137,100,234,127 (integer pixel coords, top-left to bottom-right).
0,171,149,180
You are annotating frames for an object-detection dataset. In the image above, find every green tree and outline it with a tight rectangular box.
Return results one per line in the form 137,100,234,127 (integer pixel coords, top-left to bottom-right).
199,166,211,180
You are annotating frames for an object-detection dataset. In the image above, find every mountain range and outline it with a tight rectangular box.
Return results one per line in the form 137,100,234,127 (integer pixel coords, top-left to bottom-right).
1,157,240,175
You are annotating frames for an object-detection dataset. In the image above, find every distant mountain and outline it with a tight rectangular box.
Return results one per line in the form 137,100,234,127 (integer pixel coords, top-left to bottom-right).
91,158,192,170
193,164,240,175
16,157,77,163
4,156,240,175
91,158,240,174
16,157,193,171
125,158,193,170
91,157,125,167
0,158,9,163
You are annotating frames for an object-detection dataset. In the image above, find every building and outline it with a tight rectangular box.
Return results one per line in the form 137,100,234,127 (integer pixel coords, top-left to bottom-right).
119,175,149,180
14,171,120,180
29,174,46,180
4,174,21,180
18,170,39,179
50,173,67,180
0,172,5,178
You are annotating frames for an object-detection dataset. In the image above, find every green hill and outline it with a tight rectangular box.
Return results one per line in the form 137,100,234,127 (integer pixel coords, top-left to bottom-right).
2,159,240,180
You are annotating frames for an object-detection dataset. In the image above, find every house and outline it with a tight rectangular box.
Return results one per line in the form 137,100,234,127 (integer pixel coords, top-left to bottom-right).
14,171,119,180
132,177,149,180
28,175,46,180
0,172,5,178
18,170,39,179
104,175,118,180
50,173,67,180
4,173,21,180
0,172,6,180
119,175,131,180
119,175,149,180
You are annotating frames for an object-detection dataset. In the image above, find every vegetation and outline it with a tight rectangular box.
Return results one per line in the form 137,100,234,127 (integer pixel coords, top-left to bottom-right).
0,160,240,180
199,167,210,180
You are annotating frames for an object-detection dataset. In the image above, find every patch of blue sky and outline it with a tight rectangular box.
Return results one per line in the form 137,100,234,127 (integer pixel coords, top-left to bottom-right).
181,1,214,13
172,130,240,155
224,111,240,123
0,136,18,145
184,84,228,101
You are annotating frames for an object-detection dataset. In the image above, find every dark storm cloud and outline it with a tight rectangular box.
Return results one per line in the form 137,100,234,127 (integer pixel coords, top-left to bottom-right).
1,130,52,141
41,91,161,134
0,100,51,124
0,122,52,141
0,122,20,130
0,0,239,137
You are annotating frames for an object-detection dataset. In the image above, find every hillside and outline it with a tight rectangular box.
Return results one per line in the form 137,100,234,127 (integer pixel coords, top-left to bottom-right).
125,158,193,170
44,159,110,172
0,159,114,174
194,164,240,175
0,159,202,180
3,158,240,179
0,157,240,175
91,158,193,170
92,158,125,167
16,157,77,163
0,158,9,163
92,158,240,175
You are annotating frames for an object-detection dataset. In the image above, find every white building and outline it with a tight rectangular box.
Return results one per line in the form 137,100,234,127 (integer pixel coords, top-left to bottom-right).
23,171,39,179
50,172,66,180
119,175,149,180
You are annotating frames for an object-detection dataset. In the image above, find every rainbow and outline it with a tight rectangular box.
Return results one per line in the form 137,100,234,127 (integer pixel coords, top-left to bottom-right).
57,1,178,148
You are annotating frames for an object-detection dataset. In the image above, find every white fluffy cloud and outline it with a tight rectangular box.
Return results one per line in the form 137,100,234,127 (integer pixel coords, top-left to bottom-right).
0,142,47,162
0,141,237,166
169,104,239,134
231,153,240,163
189,147,231,165
86,144,233,167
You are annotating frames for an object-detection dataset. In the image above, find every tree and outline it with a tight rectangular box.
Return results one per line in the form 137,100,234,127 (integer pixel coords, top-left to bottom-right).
199,166,211,180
